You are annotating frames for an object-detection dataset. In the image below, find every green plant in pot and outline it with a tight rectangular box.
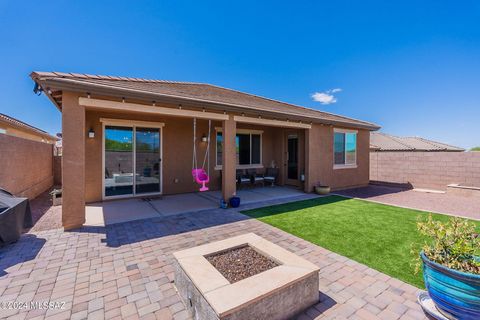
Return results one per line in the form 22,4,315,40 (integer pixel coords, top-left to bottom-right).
412,214,480,319
314,183,330,195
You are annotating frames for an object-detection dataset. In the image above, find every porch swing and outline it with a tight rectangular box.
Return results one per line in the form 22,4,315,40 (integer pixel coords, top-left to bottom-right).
192,118,211,192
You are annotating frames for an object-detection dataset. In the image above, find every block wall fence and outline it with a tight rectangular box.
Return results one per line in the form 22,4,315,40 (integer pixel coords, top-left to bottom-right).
370,151,480,190
0,134,54,199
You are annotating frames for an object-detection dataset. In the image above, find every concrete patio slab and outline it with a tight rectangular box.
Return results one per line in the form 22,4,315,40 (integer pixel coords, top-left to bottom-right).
149,193,218,216
84,186,310,227
86,198,160,226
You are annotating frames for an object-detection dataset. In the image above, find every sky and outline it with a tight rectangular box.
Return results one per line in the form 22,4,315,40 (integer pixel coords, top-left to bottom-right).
1,1,479,149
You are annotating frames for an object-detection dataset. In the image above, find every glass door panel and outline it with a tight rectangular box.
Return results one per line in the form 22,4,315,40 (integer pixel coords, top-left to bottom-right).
135,127,161,194
287,136,298,180
104,126,134,197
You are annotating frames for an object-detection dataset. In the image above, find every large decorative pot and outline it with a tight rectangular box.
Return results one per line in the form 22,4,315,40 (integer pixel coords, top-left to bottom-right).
314,186,331,195
421,251,480,320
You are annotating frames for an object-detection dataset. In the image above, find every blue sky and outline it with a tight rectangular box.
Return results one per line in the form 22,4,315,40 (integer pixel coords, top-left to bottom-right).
1,1,479,148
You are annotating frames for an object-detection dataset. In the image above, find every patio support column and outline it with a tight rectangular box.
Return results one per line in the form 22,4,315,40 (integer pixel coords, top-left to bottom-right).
61,92,86,229
304,127,314,193
222,115,236,201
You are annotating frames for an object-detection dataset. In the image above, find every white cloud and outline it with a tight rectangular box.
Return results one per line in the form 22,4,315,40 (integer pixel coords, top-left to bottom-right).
311,88,342,105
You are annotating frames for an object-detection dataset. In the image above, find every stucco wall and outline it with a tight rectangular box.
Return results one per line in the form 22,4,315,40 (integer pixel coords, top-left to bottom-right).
84,110,290,202
370,151,480,190
305,124,370,192
53,155,62,186
0,134,53,199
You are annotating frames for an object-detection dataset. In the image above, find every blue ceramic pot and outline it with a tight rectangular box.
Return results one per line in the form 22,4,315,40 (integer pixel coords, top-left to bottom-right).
229,196,240,208
421,251,480,319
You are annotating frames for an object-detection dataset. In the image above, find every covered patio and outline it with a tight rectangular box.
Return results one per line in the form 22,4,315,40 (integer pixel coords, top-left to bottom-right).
85,186,313,226
31,72,376,230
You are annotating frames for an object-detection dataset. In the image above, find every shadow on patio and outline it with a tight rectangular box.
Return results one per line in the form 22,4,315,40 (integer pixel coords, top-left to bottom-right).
0,234,46,276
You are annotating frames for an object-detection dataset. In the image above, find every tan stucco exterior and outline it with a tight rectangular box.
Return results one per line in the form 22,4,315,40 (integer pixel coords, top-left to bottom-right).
62,92,86,229
59,91,371,229
305,124,370,192
0,119,57,144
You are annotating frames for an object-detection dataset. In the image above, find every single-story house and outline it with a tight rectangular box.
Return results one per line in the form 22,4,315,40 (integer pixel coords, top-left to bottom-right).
0,113,58,144
31,71,380,229
370,132,465,152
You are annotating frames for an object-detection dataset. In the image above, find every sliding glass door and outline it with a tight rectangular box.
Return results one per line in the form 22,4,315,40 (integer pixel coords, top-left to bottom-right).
104,126,134,197
104,124,161,199
135,127,161,194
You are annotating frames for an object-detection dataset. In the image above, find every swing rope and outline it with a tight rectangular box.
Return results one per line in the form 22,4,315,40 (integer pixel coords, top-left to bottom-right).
201,120,212,176
192,118,211,177
192,118,198,176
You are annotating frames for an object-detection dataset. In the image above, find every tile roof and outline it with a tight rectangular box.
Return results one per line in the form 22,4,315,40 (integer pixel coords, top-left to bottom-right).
370,132,464,152
0,113,58,140
31,71,380,130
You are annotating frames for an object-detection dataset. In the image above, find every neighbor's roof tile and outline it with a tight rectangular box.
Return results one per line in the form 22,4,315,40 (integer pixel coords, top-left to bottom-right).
370,132,464,151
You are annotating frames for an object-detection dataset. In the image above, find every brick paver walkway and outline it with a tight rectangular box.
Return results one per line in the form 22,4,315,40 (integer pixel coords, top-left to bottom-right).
0,196,426,320
336,184,480,221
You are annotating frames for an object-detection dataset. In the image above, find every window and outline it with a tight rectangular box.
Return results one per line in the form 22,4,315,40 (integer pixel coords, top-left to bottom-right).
216,130,262,167
334,129,357,167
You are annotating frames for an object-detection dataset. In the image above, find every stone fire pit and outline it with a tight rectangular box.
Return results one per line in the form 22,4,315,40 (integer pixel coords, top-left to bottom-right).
173,233,320,320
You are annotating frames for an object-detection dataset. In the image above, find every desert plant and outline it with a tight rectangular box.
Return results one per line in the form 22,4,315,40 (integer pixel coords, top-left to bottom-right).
412,214,480,275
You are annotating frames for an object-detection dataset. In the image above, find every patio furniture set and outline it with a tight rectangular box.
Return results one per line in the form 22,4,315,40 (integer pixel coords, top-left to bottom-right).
236,168,279,188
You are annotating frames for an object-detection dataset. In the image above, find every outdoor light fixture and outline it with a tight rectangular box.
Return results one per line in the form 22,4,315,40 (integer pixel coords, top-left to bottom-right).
88,128,95,138
201,134,208,142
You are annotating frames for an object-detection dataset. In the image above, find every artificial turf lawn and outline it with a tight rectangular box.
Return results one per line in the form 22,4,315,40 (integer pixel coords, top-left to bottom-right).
242,195,480,288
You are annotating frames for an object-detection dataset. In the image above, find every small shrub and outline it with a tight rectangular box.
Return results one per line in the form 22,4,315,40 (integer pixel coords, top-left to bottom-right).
412,214,480,275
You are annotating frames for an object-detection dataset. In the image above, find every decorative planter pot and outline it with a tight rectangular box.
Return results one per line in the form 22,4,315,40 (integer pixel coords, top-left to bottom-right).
421,251,480,320
314,186,331,195
229,196,240,208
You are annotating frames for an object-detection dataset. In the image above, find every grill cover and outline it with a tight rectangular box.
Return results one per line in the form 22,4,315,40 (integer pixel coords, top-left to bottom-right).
0,189,33,245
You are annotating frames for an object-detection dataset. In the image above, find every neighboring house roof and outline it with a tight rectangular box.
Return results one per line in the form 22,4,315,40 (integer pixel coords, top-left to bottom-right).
30,71,380,131
0,113,58,141
370,132,464,152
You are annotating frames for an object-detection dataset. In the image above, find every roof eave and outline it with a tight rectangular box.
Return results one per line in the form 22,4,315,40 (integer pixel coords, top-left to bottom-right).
33,76,381,131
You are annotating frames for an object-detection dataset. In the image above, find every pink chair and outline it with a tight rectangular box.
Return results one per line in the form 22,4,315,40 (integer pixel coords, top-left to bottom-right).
192,169,210,192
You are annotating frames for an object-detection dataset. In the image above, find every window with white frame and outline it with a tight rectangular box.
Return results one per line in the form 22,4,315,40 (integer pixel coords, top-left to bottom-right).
216,130,262,167
334,129,357,166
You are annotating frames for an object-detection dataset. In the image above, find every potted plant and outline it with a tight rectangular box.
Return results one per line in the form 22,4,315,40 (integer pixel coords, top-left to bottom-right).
413,215,480,319
314,183,330,195
229,196,241,208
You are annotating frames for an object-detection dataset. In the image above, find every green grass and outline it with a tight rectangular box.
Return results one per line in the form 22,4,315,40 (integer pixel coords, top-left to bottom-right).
242,195,480,288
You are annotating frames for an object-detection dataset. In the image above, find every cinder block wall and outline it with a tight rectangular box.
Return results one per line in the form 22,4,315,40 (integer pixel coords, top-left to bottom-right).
370,151,480,190
0,134,54,199
53,155,62,186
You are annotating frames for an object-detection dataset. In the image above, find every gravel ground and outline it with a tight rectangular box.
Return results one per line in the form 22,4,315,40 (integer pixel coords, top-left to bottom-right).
206,245,279,283
28,190,62,232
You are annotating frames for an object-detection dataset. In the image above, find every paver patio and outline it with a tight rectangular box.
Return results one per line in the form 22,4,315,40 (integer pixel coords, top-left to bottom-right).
335,184,480,220
0,195,426,320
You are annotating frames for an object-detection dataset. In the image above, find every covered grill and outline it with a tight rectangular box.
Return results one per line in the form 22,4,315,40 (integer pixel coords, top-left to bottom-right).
0,189,33,245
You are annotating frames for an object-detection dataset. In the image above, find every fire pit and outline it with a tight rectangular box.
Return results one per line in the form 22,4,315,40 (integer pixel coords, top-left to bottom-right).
173,233,319,320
